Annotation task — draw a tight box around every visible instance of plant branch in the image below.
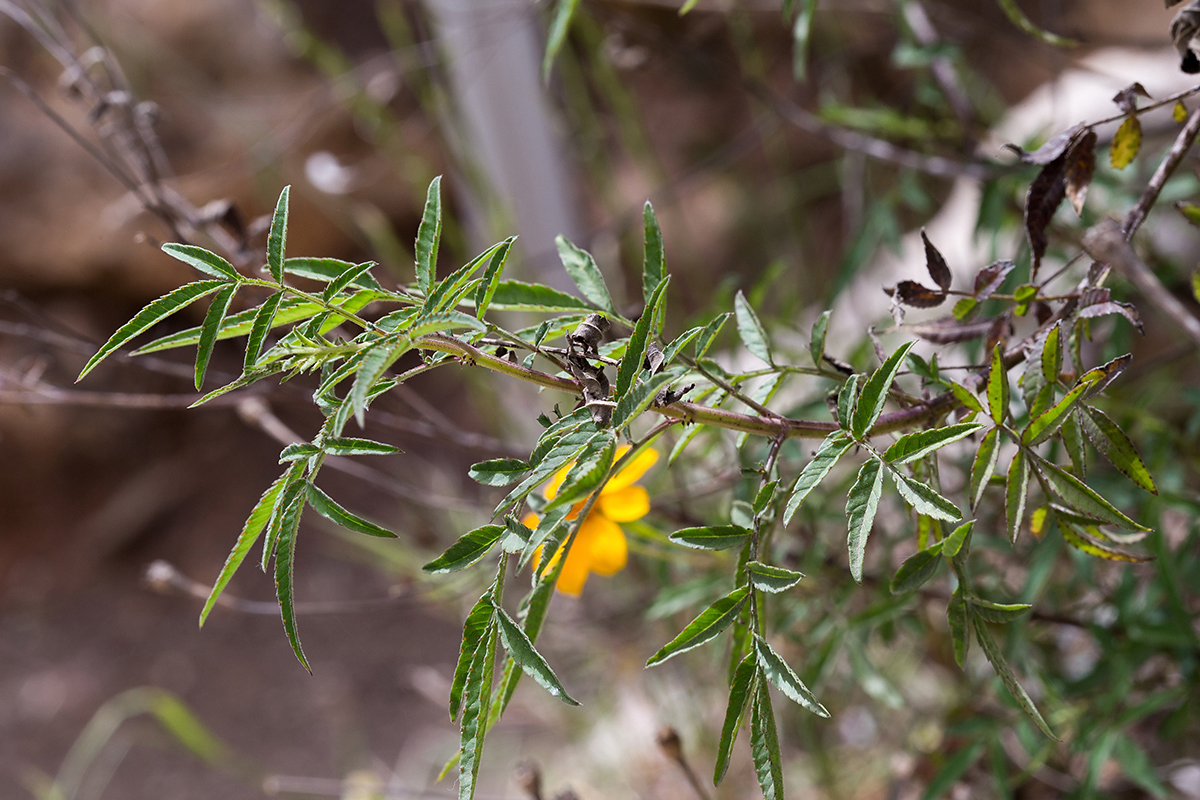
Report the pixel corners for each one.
[1122,106,1200,240]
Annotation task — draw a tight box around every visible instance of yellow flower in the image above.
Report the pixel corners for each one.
[524,446,658,596]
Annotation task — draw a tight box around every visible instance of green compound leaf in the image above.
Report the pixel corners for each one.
[556,235,615,315]
[809,309,831,367]
[273,488,310,672]
[267,186,290,283]
[544,431,617,510]
[1079,406,1157,494]
[669,525,753,551]
[423,525,506,573]
[194,283,238,389]
[474,237,515,319]
[646,585,751,666]
[200,468,293,627]
[968,597,1033,623]
[890,541,944,594]
[747,561,804,593]
[77,280,227,381]
[1035,457,1149,531]
[884,422,985,465]
[947,587,969,668]
[541,0,580,81]
[278,443,320,463]
[893,472,961,521]
[969,427,1001,510]
[986,343,1010,424]
[1006,449,1030,544]
[260,464,308,570]
[846,458,885,583]
[350,337,411,427]
[450,595,495,721]
[948,380,983,414]
[1058,518,1151,562]
[852,341,917,438]
[750,680,785,800]
[611,372,675,431]
[714,654,758,785]
[468,458,530,487]
[754,635,829,716]
[305,485,396,538]
[973,614,1057,739]
[782,432,854,526]
[244,291,284,371]
[162,243,241,282]
[734,290,773,365]
[616,277,670,399]
[415,176,442,297]
[642,201,666,304]
[495,607,579,705]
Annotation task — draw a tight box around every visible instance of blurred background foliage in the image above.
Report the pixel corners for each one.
[1,1,1198,799]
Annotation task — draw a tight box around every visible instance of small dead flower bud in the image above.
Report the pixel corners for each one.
[657,725,684,762]
[568,313,610,357]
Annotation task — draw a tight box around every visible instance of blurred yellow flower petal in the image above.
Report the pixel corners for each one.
[525,444,658,595]
[581,515,627,575]
[597,485,650,522]
[604,447,659,492]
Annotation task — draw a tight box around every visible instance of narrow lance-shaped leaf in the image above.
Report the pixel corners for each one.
[734,290,773,365]
[350,338,410,427]
[615,277,670,399]
[244,291,283,371]
[556,235,615,314]
[1035,457,1149,531]
[714,654,757,785]
[1065,130,1097,216]
[1041,325,1062,383]
[77,280,226,381]
[200,468,293,627]
[495,608,579,705]
[468,458,529,487]
[193,284,237,390]
[970,427,1001,510]
[323,261,377,302]
[942,520,974,559]
[750,681,785,800]
[846,458,885,582]
[488,280,595,312]
[884,422,985,465]
[890,541,944,594]
[1079,406,1157,494]
[457,623,497,800]
[267,186,290,283]
[809,309,831,367]
[947,587,969,668]
[791,0,818,81]
[893,472,961,521]
[837,374,859,430]
[670,525,753,551]
[473,237,514,319]
[694,312,730,359]
[968,597,1032,623]
[162,243,241,282]
[424,525,505,573]
[646,585,751,666]
[973,615,1057,739]
[322,437,400,456]
[747,561,804,593]
[987,343,1009,423]
[642,201,665,304]
[1059,519,1150,562]
[1110,116,1142,170]
[541,0,580,81]
[273,490,310,672]
[921,230,952,291]
[415,176,442,297]
[783,432,853,526]
[449,597,495,721]
[1023,380,1090,446]
[306,485,396,538]
[545,432,616,511]
[851,341,917,438]
[1006,449,1030,544]
[754,635,828,716]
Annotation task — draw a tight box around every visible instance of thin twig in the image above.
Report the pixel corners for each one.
[1123,106,1200,240]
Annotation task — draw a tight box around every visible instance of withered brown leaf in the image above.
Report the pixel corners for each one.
[1065,130,1097,216]
[1111,83,1150,115]
[1003,123,1086,165]
[1172,1,1200,73]
[921,230,952,291]
[886,280,946,308]
[907,316,995,344]
[973,260,1016,299]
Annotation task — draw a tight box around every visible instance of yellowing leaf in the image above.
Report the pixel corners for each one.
[1175,100,1189,123]
[1110,116,1142,170]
